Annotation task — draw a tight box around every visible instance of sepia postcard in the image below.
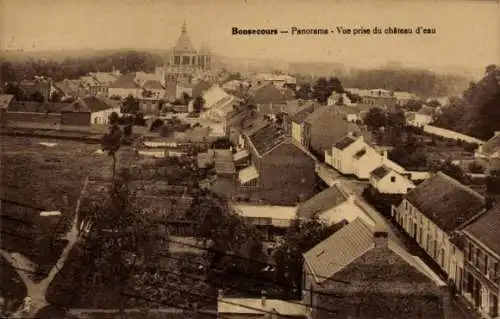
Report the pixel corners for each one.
[0,0,499,318]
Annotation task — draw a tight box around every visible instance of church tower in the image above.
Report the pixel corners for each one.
[163,21,211,86]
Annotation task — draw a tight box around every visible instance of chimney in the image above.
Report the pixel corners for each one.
[347,131,355,138]
[261,290,267,307]
[374,230,389,248]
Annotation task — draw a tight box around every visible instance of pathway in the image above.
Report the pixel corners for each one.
[1,177,89,318]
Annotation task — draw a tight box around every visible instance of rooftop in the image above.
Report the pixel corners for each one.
[62,96,114,113]
[463,204,500,256]
[405,172,485,233]
[304,218,445,288]
[334,135,357,151]
[479,133,500,156]
[108,74,140,89]
[370,165,391,181]
[297,183,350,219]
[218,297,306,317]
[248,123,287,157]
[143,80,165,90]
[172,21,197,53]
[0,94,14,109]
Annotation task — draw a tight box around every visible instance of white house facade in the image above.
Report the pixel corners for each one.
[370,165,416,194]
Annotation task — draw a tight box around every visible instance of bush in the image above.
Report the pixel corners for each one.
[469,162,485,174]
[150,119,164,132]
[463,142,479,153]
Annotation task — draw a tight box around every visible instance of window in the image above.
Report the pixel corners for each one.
[484,255,489,275]
[490,294,499,317]
[476,249,482,269]
[405,200,408,210]
[390,176,396,182]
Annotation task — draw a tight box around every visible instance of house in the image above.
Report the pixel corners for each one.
[391,172,486,285]
[324,133,365,175]
[460,203,500,318]
[240,123,317,205]
[302,106,362,157]
[362,95,398,113]
[406,106,435,127]
[61,96,120,126]
[249,83,292,107]
[327,92,353,106]
[252,73,297,89]
[393,91,417,106]
[303,218,449,319]
[107,74,142,99]
[296,181,376,227]
[234,204,297,254]
[335,104,373,123]
[18,79,53,102]
[0,94,14,126]
[370,165,415,194]
[217,290,307,319]
[475,132,500,173]
[53,79,88,100]
[291,103,317,145]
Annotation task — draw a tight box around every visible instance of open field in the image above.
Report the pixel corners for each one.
[0,136,113,280]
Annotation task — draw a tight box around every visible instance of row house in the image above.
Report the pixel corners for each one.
[461,204,500,318]
[391,172,486,290]
[301,106,363,158]
[239,123,317,206]
[291,103,317,145]
[303,218,449,319]
[325,133,407,180]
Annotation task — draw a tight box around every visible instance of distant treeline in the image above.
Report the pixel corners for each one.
[0,50,164,83]
[341,68,471,98]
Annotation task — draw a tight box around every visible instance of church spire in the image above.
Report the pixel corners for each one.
[181,21,187,34]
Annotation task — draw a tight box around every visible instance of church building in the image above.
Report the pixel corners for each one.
[163,21,212,85]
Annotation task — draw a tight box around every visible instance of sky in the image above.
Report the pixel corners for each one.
[1,0,499,72]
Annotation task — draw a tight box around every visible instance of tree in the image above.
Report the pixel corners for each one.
[273,216,347,297]
[193,96,205,114]
[158,99,166,111]
[468,162,485,174]
[150,119,164,132]
[182,92,191,105]
[30,91,45,103]
[109,112,120,125]
[4,82,25,101]
[124,124,133,137]
[134,112,146,126]
[312,77,330,104]
[326,77,344,95]
[186,190,266,283]
[122,95,140,114]
[429,160,469,184]
[427,100,441,108]
[101,124,123,183]
[364,107,386,130]
[76,172,166,314]
[406,99,423,112]
[485,64,498,74]
[296,83,312,100]
[50,91,62,103]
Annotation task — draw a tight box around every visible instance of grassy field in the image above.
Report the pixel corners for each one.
[0,136,113,281]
